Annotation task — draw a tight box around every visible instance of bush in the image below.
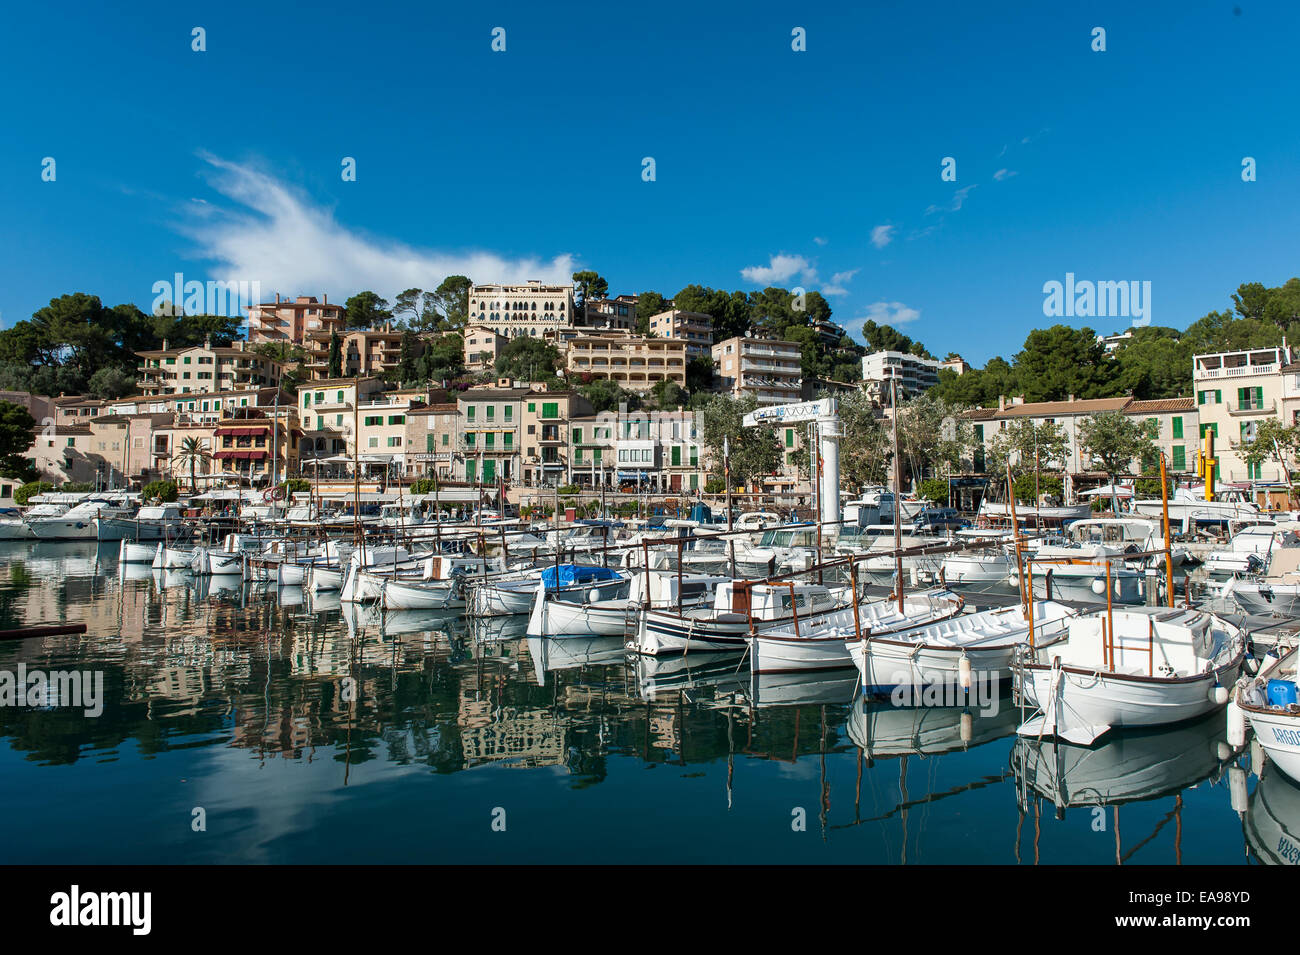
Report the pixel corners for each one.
[557,484,580,495]
[1011,473,1063,504]
[282,478,311,493]
[14,481,53,506]
[141,480,179,503]
[918,479,950,504]
[704,478,725,494]
[1134,473,1170,498]
[410,477,438,495]
[60,482,94,493]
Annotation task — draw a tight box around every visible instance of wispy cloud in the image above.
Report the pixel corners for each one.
[740,253,816,285]
[870,224,896,249]
[176,154,577,300]
[844,300,921,340]
[821,268,859,297]
[993,168,1017,182]
[813,236,828,246]
[925,185,977,216]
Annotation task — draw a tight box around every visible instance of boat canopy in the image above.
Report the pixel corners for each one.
[540,564,622,589]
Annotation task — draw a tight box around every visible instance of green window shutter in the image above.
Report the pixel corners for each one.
[542,402,558,419]
[504,432,512,448]
[1172,416,1182,439]
[672,446,681,466]
[485,433,495,448]
[528,403,536,413]
[1146,417,1157,435]
[690,448,698,467]
[426,434,434,452]
[483,460,495,482]
[486,406,495,420]
[467,407,475,420]
[593,449,602,464]
[785,429,794,448]
[974,424,984,440]
[1171,445,1185,470]
[1238,387,1247,406]
[1197,391,1205,406]
[504,406,513,421]
[466,460,476,481]
[1215,390,1222,404]
[337,391,344,403]
[304,394,311,407]
[441,434,449,446]
[573,428,582,444]
[1241,422,1251,441]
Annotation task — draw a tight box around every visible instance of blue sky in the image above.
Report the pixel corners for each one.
[2,0,1298,365]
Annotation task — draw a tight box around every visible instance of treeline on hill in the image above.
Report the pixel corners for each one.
[935,279,1300,407]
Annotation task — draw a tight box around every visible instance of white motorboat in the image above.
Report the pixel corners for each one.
[377,554,505,611]
[94,504,186,542]
[526,582,638,638]
[750,590,966,673]
[468,563,629,616]
[1204,522,1296,577]
[27,496,135,540]
[848,600,1075,695]
[1235,644,1300,784]
[1220,545,1300,615]
[1132,485,1261,527]
[1018,607,1245,744]
[0,504,61,539]
[977,500,1090,527]
[1025,544,1145,604]
[858,529,948,584]
[845,694,1021,759]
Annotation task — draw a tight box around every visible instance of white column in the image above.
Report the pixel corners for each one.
[818,415,841,527]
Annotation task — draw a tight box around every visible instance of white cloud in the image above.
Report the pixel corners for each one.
[993,168,1017,181]
[848,301,921,336]
[821,268,859,296]
[176,154,577,301]
[870,224,895,249]
[925,184,977,215]
[813,236,828,246]
[740,253,815,285]
[831,269,859,285]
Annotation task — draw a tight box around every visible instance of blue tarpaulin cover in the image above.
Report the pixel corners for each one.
[540,564,622,589]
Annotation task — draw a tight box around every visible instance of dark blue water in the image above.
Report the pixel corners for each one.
[0,542,1278,864]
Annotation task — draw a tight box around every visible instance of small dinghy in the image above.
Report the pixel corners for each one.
[1017,606,1245,745]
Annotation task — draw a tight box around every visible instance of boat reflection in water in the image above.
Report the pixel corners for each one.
[1245,764,1300,865]
[750,668,859,708]
[636,651,748,701]
[1011,712,1235,862]
[846,693,1020,760]
[528,636,626,686]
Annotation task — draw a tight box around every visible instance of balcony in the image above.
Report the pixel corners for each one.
[1228,400,1277,416]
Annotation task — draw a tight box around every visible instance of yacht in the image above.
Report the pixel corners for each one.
[27,495,135,540]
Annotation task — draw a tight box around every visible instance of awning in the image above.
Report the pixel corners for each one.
[214,450,268,460]
[216,426,269,436]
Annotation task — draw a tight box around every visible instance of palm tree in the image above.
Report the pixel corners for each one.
[175,436,211,493]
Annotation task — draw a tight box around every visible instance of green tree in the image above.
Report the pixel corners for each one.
[838,389,892,486]
[894,393,973,489]
[697,393,780,488]
[1078,411,1158,511]
[494,337,561,383]
[344,291,391,329]
[86,366,136,399]
[0,401,36,480]
[15,481,54,506]
[987,419,1071,479]
[1237,418,1299,503]
[571,271,609,309]
[327,331,343,378]
[1013,325,1107,402]
[635,291,668,335]
[174,436,211,493]
[141,479,179,502]
[430,275,471,330]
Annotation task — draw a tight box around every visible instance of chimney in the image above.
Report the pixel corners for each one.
[204,334,212,349]
[162,339,169,351]
[323,293,327,305]
[1068,394,1075,402]
[998,394,1005,412]
[275,293,280,304]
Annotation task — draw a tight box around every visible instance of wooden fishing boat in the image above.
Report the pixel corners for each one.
[1235,644,1300,784]
[1017,607,1245,745]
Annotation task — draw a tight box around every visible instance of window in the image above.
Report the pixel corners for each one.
[1238,386,1264,410]
[441,434,449,447]
[1200,422,1219,439]
[467,406,476,421]
[504,406,513,422]
[542,402,558,419]
[785,429,794,448]
[527,403,536,413]
[1171,416,1183,439]
[368,437,378,448]
[1250,461,1263,480]
[388,415,404,425]
[364,416,382,426]
[485,433,495,449]
[1241,421,1258,442]
[337,391,344,404]
[427,434,434,453]
[573,428,582,445]
[671,446,681,466]
[1172,445,1185,470]
[388,436,401,447]
[486,406,494,421]
[503,433,512,449]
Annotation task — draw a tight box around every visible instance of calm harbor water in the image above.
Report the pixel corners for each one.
[0,541,1284,865]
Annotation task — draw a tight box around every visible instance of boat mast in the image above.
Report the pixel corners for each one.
[1159,451,1174,607]
[891,377,903,613]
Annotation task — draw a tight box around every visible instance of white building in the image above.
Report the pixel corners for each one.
[861,350,942,401]
[468,282,575,340]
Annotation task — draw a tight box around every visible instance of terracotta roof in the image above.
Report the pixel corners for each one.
[1125,397,1196,414]
[996,397,1131,418]
[407,403,457,416]
[962,408,998,420]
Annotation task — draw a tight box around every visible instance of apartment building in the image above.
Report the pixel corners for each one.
[712,336,802,405]
[468,282,575,339]
[1124,398,1199,474]
[137,338,285,396]
[463,324,507,372]
[405,403,458,479]
[566,332,688,393]
[860,350,943,402]
[567,414,614,488]
[964,394,1199,476]
[811,318,847,348]
[52,395,104,425]
[456,386,529,485]
[580,296,638,332]
[355,390,426,476]
[520,390,594,486]
[647,309,713,358]
[212,408,299,485]
[1192,346,1293,483]
[304,325,410,380]
[104,386,291,428]
[247,294,345,346]
[297,378,390,477]
[609,408,707,493]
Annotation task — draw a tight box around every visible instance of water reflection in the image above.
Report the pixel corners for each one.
[0,542,1266,863]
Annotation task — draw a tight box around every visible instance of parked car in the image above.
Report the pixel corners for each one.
[913,507,970,532]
